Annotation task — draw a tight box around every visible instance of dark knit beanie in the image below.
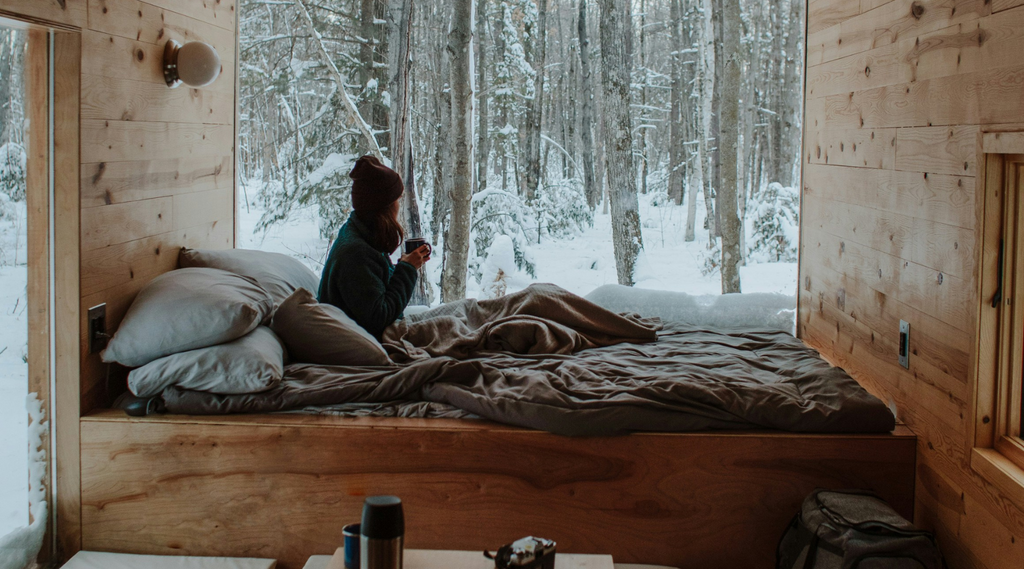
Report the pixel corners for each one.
[349,155,404,212]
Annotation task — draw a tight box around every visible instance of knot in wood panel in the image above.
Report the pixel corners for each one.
[911,2,925,19]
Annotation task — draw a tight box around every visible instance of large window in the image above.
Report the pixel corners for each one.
[973,139,1024,504]
[237,0,804,305]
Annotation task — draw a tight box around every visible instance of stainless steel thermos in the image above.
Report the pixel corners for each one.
[360,496,404,569]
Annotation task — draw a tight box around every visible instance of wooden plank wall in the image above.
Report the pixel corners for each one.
[78,0,237,413]
[800,0,1024,566]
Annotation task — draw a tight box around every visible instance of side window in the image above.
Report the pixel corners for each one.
[0,23,51,563]
[974,144,1024,485]
[992,154,1024,466]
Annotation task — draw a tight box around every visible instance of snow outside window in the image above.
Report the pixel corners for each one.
[236,0,802,306]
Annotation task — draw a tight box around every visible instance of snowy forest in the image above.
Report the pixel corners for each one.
[240,0,805,304]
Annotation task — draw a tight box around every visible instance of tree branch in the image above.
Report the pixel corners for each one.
[294,0,383,160]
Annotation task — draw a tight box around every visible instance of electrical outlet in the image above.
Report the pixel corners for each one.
[88,304,108,354]
[898,320,910,369]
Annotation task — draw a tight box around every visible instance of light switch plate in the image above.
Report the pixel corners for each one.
[898,320,910,369]
[88,303,107,354]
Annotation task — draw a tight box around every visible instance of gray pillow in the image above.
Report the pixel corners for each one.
[271,288,391,366]
[128,326,286,398]
[101,268,274,367]
[179,247,321,305]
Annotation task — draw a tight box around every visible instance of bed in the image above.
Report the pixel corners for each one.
[77,251,916,568]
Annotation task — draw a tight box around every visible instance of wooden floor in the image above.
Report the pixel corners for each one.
[80,411,917,569]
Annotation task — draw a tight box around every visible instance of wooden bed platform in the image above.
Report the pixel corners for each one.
[80,411,916,569]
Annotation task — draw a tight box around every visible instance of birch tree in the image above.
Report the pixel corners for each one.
[717,0,742,293]
[577,0,599,210]
[476,0,490,191]
[599,0,643,286]
[440,0,475,302]
[668,0,684,207]
[522,0,548,201]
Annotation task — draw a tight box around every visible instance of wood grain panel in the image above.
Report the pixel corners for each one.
[80,197,173,252]
[0,0,86,28]
[811,0,989,66]
[142,0,236,31]
[803,226,974,335]
[802,196,974,279]
[803,163,975,229]
[80,220,231,297]
[806,43,910,99]
[79,415,916,569]
[88,0,235,58]
[808,0,861,35]
[861,0,895,12]
[992,0,1024,12]
[172,187,234,231]
[811,63,1024,131]
[80,120,234,164]
[805,127,897,169]
[806,7,1024,102]
[81,74,234,124]
[81,154,232,208]
[896,125,979,176]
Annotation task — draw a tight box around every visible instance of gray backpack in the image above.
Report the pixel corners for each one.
[777,490,942,569]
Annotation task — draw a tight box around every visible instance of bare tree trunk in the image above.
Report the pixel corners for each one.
[359,0,376,127]
[431,87,451,247]
[387,0,433,305]
[599,0,642,286]
[668,0,684,207]
[710,0,724,240]
[699,0,716,241]
[638,0,648,197]
[476,0,490,191]
[523,0,548,202]
[294,0,384,159]
[718,0,742,294]
[577,0,599,211]
[441,0,474,302]
[777,0,803,188]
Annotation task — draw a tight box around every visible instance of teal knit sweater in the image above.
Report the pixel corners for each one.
[318,213,418,338]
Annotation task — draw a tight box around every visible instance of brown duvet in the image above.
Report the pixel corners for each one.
[161,284,895,436]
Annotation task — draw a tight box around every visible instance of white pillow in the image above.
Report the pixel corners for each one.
[271,288,391,366]
[179,247,321,305]
[128,326,286,398]
[101,268,274,367]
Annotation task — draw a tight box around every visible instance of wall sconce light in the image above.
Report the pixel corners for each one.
[163,40,221,88]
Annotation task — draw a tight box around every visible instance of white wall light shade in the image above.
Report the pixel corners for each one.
[163,40,221,88]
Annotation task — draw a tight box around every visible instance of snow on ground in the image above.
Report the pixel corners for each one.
[239,179,797,303]
[0,201,29,539]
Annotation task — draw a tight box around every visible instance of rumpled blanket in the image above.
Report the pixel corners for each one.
[161,284,895,436]
[382,283,662,361]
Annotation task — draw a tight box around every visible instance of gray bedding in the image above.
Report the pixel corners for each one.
[161,285,895,436]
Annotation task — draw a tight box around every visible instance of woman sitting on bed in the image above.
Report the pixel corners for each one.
[318,155,431,338]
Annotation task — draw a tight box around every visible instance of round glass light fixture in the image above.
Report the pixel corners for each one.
[163,40,221,88]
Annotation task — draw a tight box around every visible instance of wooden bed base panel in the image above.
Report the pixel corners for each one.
[80,412,916,569]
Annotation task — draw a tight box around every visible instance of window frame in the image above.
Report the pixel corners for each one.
[972,134,1024,508]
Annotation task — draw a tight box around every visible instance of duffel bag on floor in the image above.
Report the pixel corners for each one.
[777,489,941,569]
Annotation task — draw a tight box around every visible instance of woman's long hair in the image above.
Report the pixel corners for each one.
[359,199,404,253]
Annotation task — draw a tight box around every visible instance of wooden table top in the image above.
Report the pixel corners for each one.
[326,547,614,569]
